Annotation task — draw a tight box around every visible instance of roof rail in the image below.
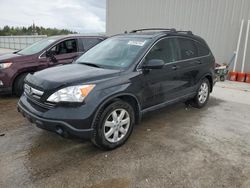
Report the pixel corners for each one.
[175,30,193,35]
[130,28,177,33]
[129,28,193,35]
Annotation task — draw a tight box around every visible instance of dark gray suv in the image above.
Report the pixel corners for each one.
[18,28,216,150]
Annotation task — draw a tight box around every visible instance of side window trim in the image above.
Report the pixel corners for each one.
[136,36,211,71]
[176,36,211,60]
[143,37,179,65]
[52,39,78,55]
[137,37,177,70]
[39,38,78,58]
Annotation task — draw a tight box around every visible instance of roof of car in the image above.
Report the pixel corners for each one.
[47,34,107,40]
[113,28,206,44]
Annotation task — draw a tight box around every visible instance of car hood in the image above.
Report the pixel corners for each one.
[0,52,21,62]
[26,64,121,90]
[0,52,34,63]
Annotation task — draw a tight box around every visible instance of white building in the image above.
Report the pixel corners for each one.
[106,0,250,72]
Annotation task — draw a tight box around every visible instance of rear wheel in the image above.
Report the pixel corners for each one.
[189,78,210,108]
[13,73,28,97]
[91,100,135,150]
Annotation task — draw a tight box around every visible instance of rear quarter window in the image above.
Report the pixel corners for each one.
[196,42,210,56]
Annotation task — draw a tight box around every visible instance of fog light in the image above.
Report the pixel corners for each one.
[0,80,3,86]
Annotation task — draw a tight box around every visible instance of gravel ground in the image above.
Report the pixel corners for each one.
[0,81,250,188]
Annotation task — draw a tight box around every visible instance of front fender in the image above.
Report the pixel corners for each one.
[88,83,142,128]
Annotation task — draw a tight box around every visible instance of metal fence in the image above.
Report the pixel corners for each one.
[0,35,47,50]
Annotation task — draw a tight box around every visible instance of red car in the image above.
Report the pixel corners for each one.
[0,35,106,96]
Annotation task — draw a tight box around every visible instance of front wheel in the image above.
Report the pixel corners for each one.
[91,100,135,150]
[13,73,28,97]
[190,78,210,108]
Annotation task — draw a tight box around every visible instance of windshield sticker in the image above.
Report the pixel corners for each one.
[128,40,146,46]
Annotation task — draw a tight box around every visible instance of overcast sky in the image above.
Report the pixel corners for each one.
[0,0,106,33]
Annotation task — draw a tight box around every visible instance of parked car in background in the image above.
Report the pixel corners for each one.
[0,35,106,96]
[18,28,216,150]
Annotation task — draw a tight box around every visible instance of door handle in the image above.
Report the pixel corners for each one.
[172,65,179,70]
[195,60,202,65]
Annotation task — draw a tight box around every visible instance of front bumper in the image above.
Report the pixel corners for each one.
[17,94,94,139]
[0,71,12,94]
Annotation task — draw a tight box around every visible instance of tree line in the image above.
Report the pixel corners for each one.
[0,25,78,36]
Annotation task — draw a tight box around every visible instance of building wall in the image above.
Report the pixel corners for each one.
[0,35,47,50]
[107,0,250,72]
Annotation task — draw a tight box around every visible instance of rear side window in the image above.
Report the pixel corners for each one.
[81,38,102,51]
[178,38,198,60]
[196,42,210,56]
[145,38,178,64]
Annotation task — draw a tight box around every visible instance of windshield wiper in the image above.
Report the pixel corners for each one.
[13,50,21,54]
[78,62,101,68]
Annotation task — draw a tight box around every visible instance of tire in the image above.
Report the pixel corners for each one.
[220,76,225,81]
[190,78,210,108]
[13,73,28,97]
[91,100,135,150]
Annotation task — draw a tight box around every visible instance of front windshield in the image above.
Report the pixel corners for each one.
[76,37,150,69]
[18,38,57,55]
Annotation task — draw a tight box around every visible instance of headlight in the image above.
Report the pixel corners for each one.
[0,62,12,69]
[47,84,95,103]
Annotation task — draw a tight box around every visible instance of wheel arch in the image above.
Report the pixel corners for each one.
[12,71,32,93]
[91,93,142,128]
[199,73,213,92]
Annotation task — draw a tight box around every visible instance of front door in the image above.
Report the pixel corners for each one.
[48,39,79,67]
[140,37,183,109]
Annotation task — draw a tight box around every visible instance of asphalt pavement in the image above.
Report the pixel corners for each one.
[0,81,250,188]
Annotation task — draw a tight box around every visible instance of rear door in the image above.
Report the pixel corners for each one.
[176,37,211,94]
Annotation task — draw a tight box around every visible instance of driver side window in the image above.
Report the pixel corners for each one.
[50,39,77,55]
[145,38,178,64]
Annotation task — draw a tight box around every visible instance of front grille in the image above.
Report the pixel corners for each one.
[24,84,44,99]
[26,94,55,109]
[24,84,55,109]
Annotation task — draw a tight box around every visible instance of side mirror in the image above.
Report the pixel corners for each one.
[142,59,164,69]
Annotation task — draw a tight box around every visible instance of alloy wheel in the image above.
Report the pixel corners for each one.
[103,109,130,143]
[198,82,209,104]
